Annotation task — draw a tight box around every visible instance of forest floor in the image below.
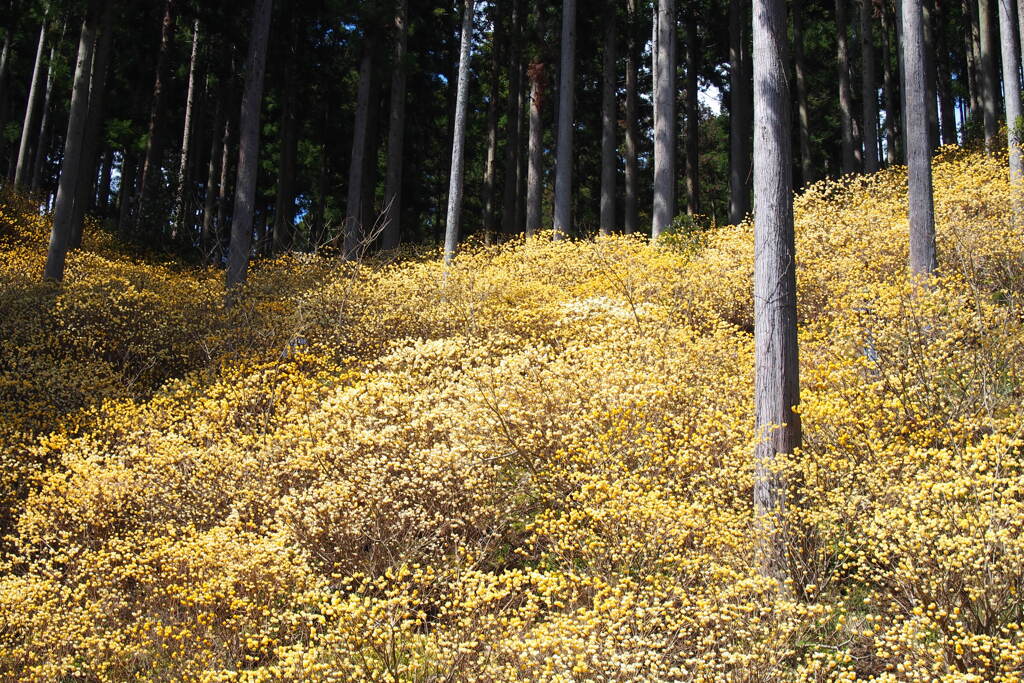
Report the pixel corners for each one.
[1,148,1023,681]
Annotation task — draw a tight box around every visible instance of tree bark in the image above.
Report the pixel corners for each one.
[902,0,938,274]
[998,0,1023,179]
[525,61,544,236]
[214,114,234,253]
[501,0,523,236]
[921,0,939,150]
[443,0,475,263]
[861,0,879,172]
[201,94,224,252]
[729,0,751,223]
[837,0,857,174]
[553,0,575,239]
[225,0,273,289]
[97,147,113,211]
[135,0,176,231]
[15,17,47,188]
[44,2,99,281]
[382,0,409,250]
[793,0,813,184]
[624,0,639,233]
[882,20,899,164]
[967,0,982,117]
[344,45,373,259]
[685,11,699,215]
[752,0,800,579]
[273,66,298,253]
[30,43,58,193]
[652,0,675,237]
[935,3,957,145]
[978,0,1000,148]
[173,19,201,239]
[600,4,616,234]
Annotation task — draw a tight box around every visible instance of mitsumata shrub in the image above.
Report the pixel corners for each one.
[0,150,1022,681]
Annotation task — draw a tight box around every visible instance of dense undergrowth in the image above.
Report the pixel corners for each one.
[0,147,1023,681]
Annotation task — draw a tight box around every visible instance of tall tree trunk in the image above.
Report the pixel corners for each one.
[501,0,523,236]
[481,33,500,244]
[978,0,1000,147]
[0,30,9,125]
[443,0,475,263]
[599,4,616,234]
[273,71,298,253]
[553,0,575,239]
[903,0,938,274]
[922,0,939,150]
[44,2,99,281]
[623,0,639,233]
[225,0,273,289]
[652,0,675,237]
[70,0,114,248]
[525,61,544,236]
[516,68,528,231]
[97,148,112,210]
[344,45,373,259]
[685,11,699,215]
[173,19,201,239]
[728,0,751,223]
[837,0,857,173]
[998,0,1023,179]
[382,0,409,250]
[793,0,813,184]
[30,43,58,192]
[201,94,224,252]
[117,152,138,237]
[935,11,956,145]
[15,17,48,188]
[752,0,800,579]
[967,0,983,117]
[135,0,175,232]
[882,20,899,164]
[861,0,879,172]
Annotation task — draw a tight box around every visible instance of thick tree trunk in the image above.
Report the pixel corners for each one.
[729,0,751,223]
[624,0,639,233]
[225,0,272,289]
[30,43,58,192]
[652,0,675,237]
[443,0,475,263]
[382,0,409,250]
[501,0,523,236]
[600,6,616,234]
[882,22,899,164]
[44,3,99,281]
[752,0,800,579]
[344,47,373,259]
[15,18,48,188]
[553,0,575,239]
[70,0,114,248]
[135,0,176,231]
[793,0,813,184]
[837,0,857,174]
[978,0,1000,148]
[173,19,201,239]
[861,0,879,172]
[685,12,699,215]
[998,0,1023,179]
[525,61,544,236]
[902,0,938,274]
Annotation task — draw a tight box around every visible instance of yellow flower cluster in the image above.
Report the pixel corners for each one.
[0,149,1022,681]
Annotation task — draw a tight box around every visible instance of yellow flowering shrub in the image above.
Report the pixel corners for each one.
[1,150,1023,681]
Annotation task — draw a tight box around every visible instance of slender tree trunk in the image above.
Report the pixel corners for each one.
[553,0,575,239]
[935,2,956,145]
[752,0,800,579]
[273,72,298,253]
[481,36,500,243]
[903,0,938,274]
[30,43,58,192]
[793,0,813,184]
[173,19,201,239]
[861,0,879,172]
[600,5,616,234]
[201,95,224,251]
[117,152,137,236]
[15,18,48,188]
[501,0,523,236]
[922,0,939,150]
[837,0,857,173]
[978,0,1000,147]
[515,69,527,231]
[525,61,544,236]
[623,0,639,233]
[135,0,176,232]
[652,0,675,237]
[70,0,114,248]
[0,30,9,122]
[729,0,751,223]
[883,22,899,164]
[215,110,234,250]
[44,2,99,281]
[344,47,373,259]
[968,0,983,117]
[685,12,699,214]
[443,0,475,263]
[382,0,409,250]
[97,148,112,210]
[998,0,1023,179]
[225,0,272,289]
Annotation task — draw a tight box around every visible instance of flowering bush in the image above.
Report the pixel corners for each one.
[0,150,1022,681]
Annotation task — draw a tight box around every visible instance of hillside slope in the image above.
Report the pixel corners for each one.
[1,149,1022,681]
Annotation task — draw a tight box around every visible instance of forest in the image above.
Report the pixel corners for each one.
[0,0,1023,679]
